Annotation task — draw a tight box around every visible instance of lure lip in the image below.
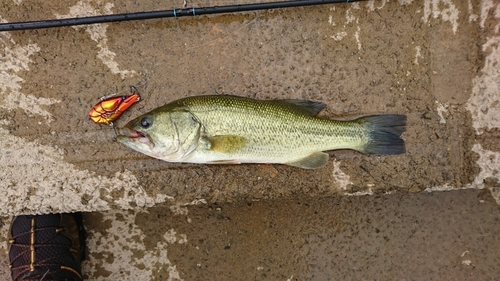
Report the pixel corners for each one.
[115,93,141,115]
[123,93,140,103]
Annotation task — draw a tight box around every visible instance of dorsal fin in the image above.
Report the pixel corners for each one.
[268,99,326,116]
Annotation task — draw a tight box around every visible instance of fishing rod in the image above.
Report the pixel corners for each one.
[0,0,363,32]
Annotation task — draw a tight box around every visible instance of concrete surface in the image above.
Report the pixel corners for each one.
[0,0,499,280]
[2,189,500,280]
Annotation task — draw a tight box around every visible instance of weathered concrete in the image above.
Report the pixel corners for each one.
[0,0,498,215]
[0,0,499,279]
[1,189,499,280]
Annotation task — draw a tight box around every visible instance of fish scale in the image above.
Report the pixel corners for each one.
[185,97,365,154]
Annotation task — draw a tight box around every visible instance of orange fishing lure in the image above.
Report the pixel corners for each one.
[89,89,140,125]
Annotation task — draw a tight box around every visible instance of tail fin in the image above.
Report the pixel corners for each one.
[362,114,406,155]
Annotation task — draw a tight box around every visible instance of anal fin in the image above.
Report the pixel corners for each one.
[285,152,329,169]
[207,159,241,164]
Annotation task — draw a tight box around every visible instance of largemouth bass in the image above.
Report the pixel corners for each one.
[116,95,406,169]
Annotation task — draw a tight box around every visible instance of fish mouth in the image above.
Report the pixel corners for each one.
[116,126,155,149]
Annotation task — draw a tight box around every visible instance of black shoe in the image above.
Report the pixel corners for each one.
[8,213,87,281]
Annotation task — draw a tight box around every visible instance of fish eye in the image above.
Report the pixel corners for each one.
[140,116,153,129]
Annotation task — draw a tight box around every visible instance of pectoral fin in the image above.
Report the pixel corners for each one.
[286,152,329,169]
[205,135,247,154]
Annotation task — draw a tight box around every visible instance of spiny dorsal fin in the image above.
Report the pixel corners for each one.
[285,152,329,169]
[269,99,326,116]
[205,135,247,154]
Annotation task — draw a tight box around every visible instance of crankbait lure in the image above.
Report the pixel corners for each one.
[89,87,140,126]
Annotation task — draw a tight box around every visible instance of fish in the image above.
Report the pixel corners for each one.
[116,95,406,169]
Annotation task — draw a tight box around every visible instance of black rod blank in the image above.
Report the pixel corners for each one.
[0,0,362,31]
